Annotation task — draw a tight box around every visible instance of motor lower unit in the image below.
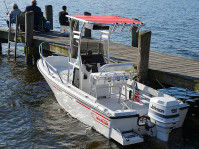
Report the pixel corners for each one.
[148,97,180,141]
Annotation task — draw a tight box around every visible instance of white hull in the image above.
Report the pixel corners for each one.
[37,58,144,145]
[37,14,189,145]
[37,56,188,145]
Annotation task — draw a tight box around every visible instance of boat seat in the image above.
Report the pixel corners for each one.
[99,63,134,72]
[89,71,131,85]
[88,63,135,98]
[89,63,135,85]
[89,71,130,98]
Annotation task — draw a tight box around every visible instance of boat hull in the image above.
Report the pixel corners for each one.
[37,57,188,145]
[37,59,143,145]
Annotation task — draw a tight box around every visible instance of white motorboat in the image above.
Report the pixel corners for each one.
[37,15,189,145]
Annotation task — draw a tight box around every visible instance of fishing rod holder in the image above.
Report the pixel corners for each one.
[120,23,126,32]
[129,24,135,32]
[112,23,118,32]
[136,23,143,32]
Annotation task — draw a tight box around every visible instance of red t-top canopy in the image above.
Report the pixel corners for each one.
[68,15,142,25]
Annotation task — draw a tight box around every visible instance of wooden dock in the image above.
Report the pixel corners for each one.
[0,29,199,93]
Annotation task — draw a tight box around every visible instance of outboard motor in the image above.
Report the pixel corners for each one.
[148,97,180,141]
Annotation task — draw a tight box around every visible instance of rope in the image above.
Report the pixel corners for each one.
[155,78,175,97]
[155,78,167,90]
[155,78,187,102]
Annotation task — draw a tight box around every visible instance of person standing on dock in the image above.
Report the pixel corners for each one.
[6,3,21,27]
[59,6,69,36]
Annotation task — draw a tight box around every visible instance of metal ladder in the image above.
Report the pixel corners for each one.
[7,15,19,59]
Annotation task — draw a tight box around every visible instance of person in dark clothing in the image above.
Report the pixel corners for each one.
[25,0,43,30]
[59,6,69,26]
[25,0,41,14]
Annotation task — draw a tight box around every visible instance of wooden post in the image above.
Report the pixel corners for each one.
[137,30,151,83]
[131,26,139,47]
[70,20,79,58]
[45,5,53,30]
[84,12,91,38]
[25,11,34,65]
[33,47,40,65]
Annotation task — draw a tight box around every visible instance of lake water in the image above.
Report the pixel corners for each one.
[0,0,199,148]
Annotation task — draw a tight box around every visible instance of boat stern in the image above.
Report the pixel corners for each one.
[110,128,143,145]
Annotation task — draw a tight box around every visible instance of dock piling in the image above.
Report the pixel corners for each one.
[137,30,151,83]
[84,12,91,38]
[45,5,53,30]
[25,11,34,65]
[131,26,139,47]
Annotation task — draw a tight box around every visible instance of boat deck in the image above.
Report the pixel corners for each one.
[97,96,148,116]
